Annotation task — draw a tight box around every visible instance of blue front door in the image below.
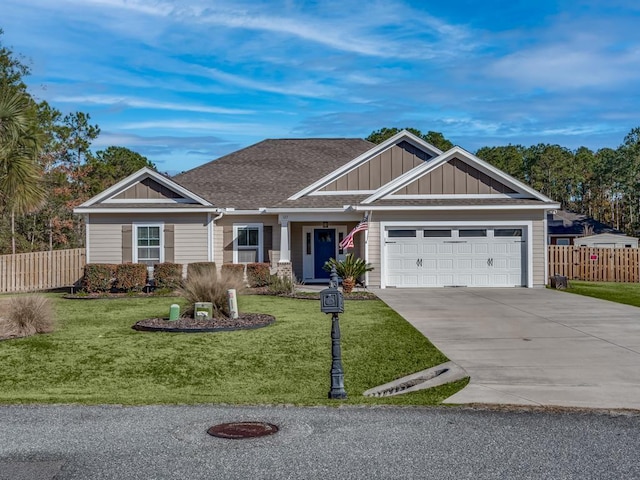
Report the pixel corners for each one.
[314,229,336,279]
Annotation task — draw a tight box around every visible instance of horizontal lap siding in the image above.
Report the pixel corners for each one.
[532,219,545,286]
[367,220,381,287]
[217,215,280,266]
[88,213,209,265]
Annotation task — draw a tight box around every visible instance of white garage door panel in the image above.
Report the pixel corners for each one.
[385,227,525,288]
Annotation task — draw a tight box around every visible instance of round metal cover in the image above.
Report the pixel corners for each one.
[207,421,279,439]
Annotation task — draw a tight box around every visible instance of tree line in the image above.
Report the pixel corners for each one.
[0,31,154,254]
[367,127,640,236]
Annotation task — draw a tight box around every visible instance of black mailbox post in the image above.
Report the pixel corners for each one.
[320,267,347,399]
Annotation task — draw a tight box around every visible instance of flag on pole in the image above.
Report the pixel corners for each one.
[339,215,368,250]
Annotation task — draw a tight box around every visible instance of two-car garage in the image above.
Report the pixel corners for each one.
[383,225,528,288]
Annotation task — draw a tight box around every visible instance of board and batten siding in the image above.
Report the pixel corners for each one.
[87,213,209,265]
[368,210,547,288]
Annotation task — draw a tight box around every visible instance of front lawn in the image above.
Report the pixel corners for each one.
[0,294,466,405]
[563,280,640,308]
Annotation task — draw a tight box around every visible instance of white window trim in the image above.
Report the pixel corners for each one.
[233,223,263,264]
[133,222,165,265]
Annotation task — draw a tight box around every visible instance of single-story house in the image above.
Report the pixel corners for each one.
[74,130,560,288]
[547,210,621,245]
[575,233,639,249]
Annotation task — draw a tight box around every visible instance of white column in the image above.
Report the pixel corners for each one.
[278,215,290,263]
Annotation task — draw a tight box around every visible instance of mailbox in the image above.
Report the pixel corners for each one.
[320,285,344,314]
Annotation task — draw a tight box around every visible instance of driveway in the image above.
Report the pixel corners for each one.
[373,288,640,409]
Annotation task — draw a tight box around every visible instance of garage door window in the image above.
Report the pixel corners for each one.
[388,230,416,238]
[495,229,522,237]
[459,229,487,237]
[423,230,452,238]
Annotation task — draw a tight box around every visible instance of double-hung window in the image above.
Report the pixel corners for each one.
[135,224,163,265]
[233,224,263,263]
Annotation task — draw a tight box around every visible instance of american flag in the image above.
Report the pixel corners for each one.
[339,215,369,250]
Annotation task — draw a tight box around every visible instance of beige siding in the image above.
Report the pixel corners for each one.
[113,178,183,200]
[87,213,209,265]
[320,142,430,191]
[395,158,517,195]
[532,218,545,286]
[367,219,381,287]
[216,215,280,267]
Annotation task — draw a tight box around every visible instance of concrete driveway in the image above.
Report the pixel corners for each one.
[373,288,640,409]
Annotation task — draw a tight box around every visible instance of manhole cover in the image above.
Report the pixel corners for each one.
[207,422,279,439]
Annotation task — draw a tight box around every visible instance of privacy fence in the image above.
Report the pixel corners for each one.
[548,245,640,283]
[0,248,86,293]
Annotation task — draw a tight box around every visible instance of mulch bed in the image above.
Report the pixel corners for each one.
[132,313,275,333]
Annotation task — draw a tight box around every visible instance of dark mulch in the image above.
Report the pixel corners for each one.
[132,313,275,333]
[247,287,377,301]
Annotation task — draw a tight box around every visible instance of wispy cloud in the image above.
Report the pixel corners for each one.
[53,95,252,114]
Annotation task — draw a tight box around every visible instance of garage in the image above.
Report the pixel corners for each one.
[384,226,527,287]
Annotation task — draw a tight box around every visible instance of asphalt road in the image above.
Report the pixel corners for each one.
[0,404,639,479]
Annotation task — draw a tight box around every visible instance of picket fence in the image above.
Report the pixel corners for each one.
[548,245,640,283]
[0,248,86,293]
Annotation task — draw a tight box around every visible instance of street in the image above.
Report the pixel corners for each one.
[0,404,638,479]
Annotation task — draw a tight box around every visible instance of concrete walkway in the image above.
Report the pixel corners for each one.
[373,288,640,409]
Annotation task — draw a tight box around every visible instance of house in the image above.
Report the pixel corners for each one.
[74,130,560,288]
[547,210,622,245]
[575,233,639,249]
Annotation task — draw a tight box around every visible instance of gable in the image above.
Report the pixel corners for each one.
[392,157,517,195]
[112,178,186,201]
[318,141,434,192]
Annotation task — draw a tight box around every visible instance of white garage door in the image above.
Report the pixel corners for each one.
[385,227,526,287]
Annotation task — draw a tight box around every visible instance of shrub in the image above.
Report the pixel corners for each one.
[267,274,296,295]
[178,270,246,318]
[221,263,244,282]
[153,262,183,290]
[0,295,55,339]
[246,263,271,287]
[323,254,373,293]
[83,264,116,293]
[187,262,217,280]
[115,263,148,292]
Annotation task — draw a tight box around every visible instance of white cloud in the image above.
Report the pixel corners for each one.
[53,95,252,115]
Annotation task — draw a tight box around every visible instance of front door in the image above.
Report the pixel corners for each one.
[314,229,336,279]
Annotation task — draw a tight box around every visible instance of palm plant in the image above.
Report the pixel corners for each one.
[0,87,44,253]
[323,253,374,293]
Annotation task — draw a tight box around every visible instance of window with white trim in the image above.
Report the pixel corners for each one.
[135,224,163,265]
[233,224,263,263]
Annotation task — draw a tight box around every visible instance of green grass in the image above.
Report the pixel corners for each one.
[0,294,467,405]
[563,280,640,308]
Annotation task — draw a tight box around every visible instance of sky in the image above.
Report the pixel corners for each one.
[2,0,640,174]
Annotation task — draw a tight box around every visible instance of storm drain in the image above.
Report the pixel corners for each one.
[370,369,449,397]
[207,422,279,439]
[363,361,468,397]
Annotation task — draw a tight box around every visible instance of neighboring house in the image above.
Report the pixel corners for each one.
[575,233,639,249]
[547,210,621,245]
[74,130,560,288]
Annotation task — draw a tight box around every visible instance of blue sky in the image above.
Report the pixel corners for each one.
[3,0,640,174]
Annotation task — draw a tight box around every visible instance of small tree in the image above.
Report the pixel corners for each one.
[323,254,373,293]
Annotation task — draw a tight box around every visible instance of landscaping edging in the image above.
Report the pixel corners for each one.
[132,313,275,333]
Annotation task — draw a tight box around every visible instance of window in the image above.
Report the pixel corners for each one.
[494,229,522,237]
[459,229,487,237]
[136,225,162,265]
[423,230,452,238]
[388,229,416,238]
[556,238,570,246]
[234,224,263,263]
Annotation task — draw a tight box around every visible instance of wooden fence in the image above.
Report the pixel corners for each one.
[0,248,86,293]
[548,245,640,282]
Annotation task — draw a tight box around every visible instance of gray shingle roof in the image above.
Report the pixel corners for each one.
[174,138,374,209]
